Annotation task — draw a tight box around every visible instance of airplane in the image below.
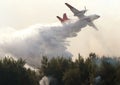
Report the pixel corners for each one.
[65,3,100,30]
[56,13,69,23]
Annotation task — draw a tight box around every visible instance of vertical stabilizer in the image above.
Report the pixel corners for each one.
[63,13,69,20]
[56,13,69,23]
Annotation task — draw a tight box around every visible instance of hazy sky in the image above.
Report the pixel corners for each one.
[0,0,120,58]
[0,0,119,28]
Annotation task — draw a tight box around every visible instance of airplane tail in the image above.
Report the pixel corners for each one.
[63,13,69,20]
[56,13,69,23]
[56,16,64,22]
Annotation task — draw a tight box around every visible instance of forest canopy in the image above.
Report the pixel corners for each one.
[1,53,120,85]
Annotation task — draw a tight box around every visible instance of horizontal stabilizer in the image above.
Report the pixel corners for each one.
[56,16,64,22]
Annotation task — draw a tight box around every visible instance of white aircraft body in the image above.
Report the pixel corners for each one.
[65,3,100,30]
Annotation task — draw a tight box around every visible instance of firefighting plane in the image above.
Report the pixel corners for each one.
[64,3,100,30]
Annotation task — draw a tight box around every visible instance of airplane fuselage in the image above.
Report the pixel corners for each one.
[81,14,100,22]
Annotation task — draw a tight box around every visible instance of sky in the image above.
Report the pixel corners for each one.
[0,0,120,60]
[0,0,119,28]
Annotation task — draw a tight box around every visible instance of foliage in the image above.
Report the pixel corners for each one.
[1,53,120,85]
[40,56,72,85]
[0,57,39,85]
[40,53,120,85]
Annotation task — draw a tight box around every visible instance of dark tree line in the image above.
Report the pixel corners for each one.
[0,57,39,85]
[40,53,120,85]
[1,53,120,85]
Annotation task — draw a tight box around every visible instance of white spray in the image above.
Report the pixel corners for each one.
[0,20,87,67]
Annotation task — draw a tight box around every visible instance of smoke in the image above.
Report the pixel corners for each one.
[69,17,120,58]
[40,76,57,85]
[40,76,49,85]
[0,20,87,67]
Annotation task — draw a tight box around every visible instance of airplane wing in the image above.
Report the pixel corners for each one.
[87,22,98,30]
[65,3,85,19]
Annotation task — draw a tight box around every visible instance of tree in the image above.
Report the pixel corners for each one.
[39,54,120,85]
[75,54,90,85]
[0,57,39,85]
[99,58,116,85]
[63,68,81,85]
[40,56,72,85]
